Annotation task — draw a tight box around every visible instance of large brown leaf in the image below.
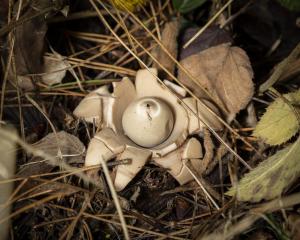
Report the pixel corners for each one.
[178,43,254,117]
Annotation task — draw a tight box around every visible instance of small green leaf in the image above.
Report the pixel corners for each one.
[276,0,300,11]
[172,0,207,13]
[226,136,300,202]
[253,89,300,145]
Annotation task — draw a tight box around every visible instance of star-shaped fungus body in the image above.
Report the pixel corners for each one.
[74,68,222,191]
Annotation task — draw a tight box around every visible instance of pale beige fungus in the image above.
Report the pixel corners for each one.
[73,68,223,191]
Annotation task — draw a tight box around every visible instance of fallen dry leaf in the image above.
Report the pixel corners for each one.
[17,75,35,90]
[13,4,47,77]
[153,20,179,77]
[178,43,254,118]
[18,131,85,177]
[41,54,67,85]
[17,53,68,90]
[226,135,300,202]
[13,8,46,90]
[9,1,69,90]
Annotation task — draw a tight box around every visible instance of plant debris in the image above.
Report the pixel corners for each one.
[178,42,254,118]
[1,0,300,239]
[253,89,300,145]
[227,135,300,202]
[18,131,85,177]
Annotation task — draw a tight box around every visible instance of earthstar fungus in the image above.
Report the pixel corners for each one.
[74,68,222,191]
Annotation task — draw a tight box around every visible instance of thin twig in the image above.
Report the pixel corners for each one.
[99,156,130,240]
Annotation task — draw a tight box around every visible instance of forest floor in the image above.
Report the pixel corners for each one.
[1,0,300,239]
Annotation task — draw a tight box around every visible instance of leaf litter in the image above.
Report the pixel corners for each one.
[18,131,85,177]
[227,135,300,202]
[178,42,254,119]
[1,0,300,239]
[253,89,300,145]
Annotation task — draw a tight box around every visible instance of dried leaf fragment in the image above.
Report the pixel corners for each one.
[227,136,300,202]
[253,89,300,145]
[41,54,67,85]
[178,43,254,117]
[17,52,68,90]
[153,20,179,78]
[18,131,85,177]
[14,8,47,76]
[11,4,47,90]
